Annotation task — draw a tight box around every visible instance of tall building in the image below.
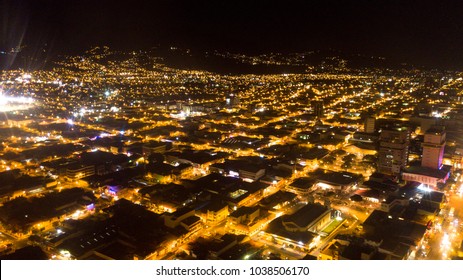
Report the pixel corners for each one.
[364,116,376,133]
[422,126,445,169]
[378,126,410,176]
[402,126,450,189]
[312,100,324,118]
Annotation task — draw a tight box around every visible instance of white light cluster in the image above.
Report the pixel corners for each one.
[0,91,35,112]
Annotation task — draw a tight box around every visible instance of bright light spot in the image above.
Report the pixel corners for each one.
[309,235,321,249]
[60,250,71,258]
[67,119,74,125]
[432,111,442,118]
[0,91,35,112]
[316,182,331,190]
[418,184,432,192]
[72,210,81,219]
[229,170,239,178]
[441,233,450,248]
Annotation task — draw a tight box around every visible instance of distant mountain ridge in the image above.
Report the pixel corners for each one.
[0,45,436,74]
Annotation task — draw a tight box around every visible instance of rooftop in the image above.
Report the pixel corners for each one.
[403,165,451,179]
[229,206,260,218]
[265,217,316,244]
[283,203,329,229]
[317,170,362,186]
[425,126,445,135]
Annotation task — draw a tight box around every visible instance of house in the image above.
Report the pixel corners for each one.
[197,200,229,225]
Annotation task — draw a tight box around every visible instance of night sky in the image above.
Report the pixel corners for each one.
[1,0,463,69]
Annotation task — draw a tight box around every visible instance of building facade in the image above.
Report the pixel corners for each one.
[421,127,445,169]
[378,127,410,176]
[312,100,324,118]
[364,116,376,134]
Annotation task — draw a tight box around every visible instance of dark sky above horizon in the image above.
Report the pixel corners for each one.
[1,0,463,69]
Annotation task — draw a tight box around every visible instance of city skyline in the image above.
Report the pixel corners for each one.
[0,47,462,260]
[0,0,463,262]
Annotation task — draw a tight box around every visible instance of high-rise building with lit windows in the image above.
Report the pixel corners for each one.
[422,126,446,169]
[312,100,324,118]
[364,116,376,133]
[378,126,410,176]
[402,126,450,188]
